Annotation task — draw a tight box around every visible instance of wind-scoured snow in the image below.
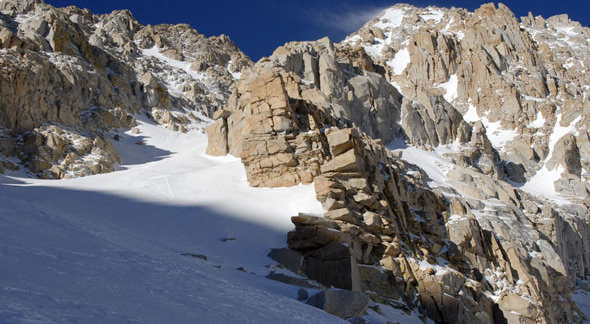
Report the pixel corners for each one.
[141,46,206,83]
[555,26,578,37]
[419,9,445,24]
[387,138,454,188]
[374,8,405,29]
[440,17,457,36]
[521,94,547,103]
[0,118,353,324]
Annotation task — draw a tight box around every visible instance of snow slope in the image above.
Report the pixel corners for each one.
[0,118,349,324]
[573,290,590,324]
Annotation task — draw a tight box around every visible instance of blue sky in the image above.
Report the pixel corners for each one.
[45,0,587,61]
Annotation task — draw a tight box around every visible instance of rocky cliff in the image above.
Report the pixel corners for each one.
[0,0,251,178]
[206,3,590,324]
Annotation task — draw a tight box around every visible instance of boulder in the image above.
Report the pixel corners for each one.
[268,248,305,275]
[321,148,361,173]
[301,242,358,290]
[498,293,538,323]
[306,289,369,319]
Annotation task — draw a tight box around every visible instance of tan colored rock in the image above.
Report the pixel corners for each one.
[325,128,356,156]
[320,148,360,173]
[205,119,228,156]
[325,208,356,223]
[362,211,381,229]
[498,293,538,322]
[213,109,231,120]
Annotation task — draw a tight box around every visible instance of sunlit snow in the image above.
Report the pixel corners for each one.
[374,8,405,29]
[387,48,410,75]
[521,165,568,204]
[439,74,458,103]
[528,111,546,128]
[480,118,518,150]
[0,118,345,324]
[387,138,454,188]
[419,9,445,24]
[141,46,206,82]
[545,114,581,162]
[463,103,479,123]
[519,113,581,204]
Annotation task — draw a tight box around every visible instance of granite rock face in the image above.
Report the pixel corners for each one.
[0,0,251,178]
[208,60,586,324]
[345,2,590,203]
[207,3,590,323]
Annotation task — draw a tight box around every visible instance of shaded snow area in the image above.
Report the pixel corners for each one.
[0,118,352,324]
[573,290,590,323]
[0,118,427,324]
[365,305,427,324]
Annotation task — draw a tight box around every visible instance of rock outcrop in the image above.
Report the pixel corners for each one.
[306,289,370,319]
[0,0,251,178]
[207,3,590,323]
[208,61,585,323]
[345,3,590,202]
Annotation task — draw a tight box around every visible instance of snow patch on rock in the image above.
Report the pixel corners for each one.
[439,74,458,103]
[374,8,406,29]
[387,48,410,75]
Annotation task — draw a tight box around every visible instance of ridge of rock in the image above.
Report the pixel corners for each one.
[207,2,590,324]
[0,0,252,178]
